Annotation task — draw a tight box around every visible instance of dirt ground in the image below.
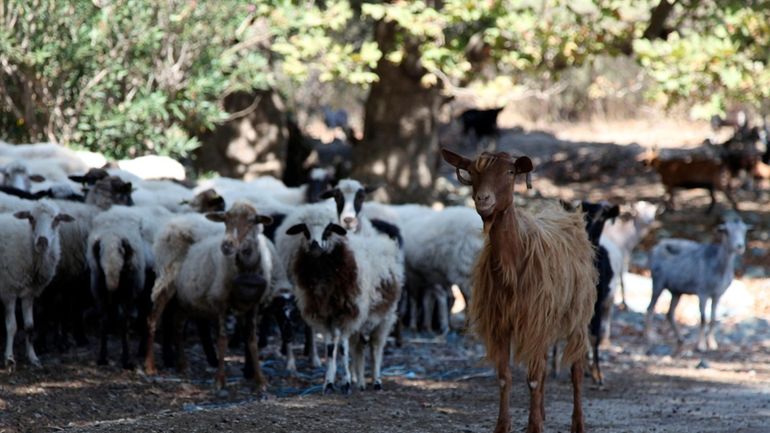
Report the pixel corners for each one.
[2,121,770,433]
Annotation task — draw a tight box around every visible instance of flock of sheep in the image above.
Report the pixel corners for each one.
[0,135,753,432]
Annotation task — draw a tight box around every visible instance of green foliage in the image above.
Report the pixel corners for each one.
[635,3,770,118]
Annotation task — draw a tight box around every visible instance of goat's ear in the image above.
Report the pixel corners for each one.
[607,205,620,220]
[320,189,337,200]
[513,156,533,174]
[327,223,347,236]
[117,182,133,194]
[29,174,46,183]
[286,223,308,236]
[363,184,380,194]
[206,212,227,223]
[716,224,727,233]
[13,211,31,220]
[55,213,75,223]
[255,215,273,226]
[441,148,471,170]
[745,224,755,231]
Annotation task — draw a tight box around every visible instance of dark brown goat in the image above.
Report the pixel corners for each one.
[442,149,596,433]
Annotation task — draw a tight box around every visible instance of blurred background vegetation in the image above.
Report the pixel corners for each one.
[1,0,768,197]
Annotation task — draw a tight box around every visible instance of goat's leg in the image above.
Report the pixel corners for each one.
[666,293,684,347]
[526,362,545,433]
[3,295,17,370]
[214,315,228,390]
[570,359,585,433]
[591,336,603,386]
[644,281,665,343]
[618,261,628,310]
[599,294,614,347]
[196,319,218,368]
[174,312,188,374]
[707,295,720,350]
[144,285,174,375]
[323,330,340,394]
[550,345,560,379]
[340,335,351,394]
[696,295,708,352]
[246,310,267,391]
[724,187,739,211]
[706,187,717,214]
[494,338,512,433]
[665,187,675,210]
[21,296,40,368]
[407,295,418,330]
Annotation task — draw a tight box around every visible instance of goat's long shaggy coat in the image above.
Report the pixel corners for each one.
[472,202,597,372]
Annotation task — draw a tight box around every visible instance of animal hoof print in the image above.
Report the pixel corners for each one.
[340,382,351,395]
[373,382,383,391]
[323,383,335,395]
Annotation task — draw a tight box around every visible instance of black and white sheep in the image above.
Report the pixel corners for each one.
[278,204,403,392]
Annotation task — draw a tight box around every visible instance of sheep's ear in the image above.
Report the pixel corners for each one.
[206,212,227,223]
[441,148,471,170]
[327,223,347,236]
[255,215,273,226]
[120,182,133,193]
[209,196,225,210]
[29,174,46,183]
[320,189,338,200]
[286,223,308,236]
[68,174,87,183]
[559,200,576,212]
[513,156,533,174]
[55,213,75,223]
[13,211,31,220]
[363,184,380,194]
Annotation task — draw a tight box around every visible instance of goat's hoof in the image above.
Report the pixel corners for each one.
[373,382,383,391]
[493,419,511,433]
[29,358,42,369]
[97,357,108,366]
[340,382,351,395]
[5,357,16,372]
[323,383,334,395]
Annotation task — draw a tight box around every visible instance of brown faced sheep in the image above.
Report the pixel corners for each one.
[442,149,596,433]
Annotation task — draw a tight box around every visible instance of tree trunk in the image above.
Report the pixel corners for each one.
[353,21,443,203]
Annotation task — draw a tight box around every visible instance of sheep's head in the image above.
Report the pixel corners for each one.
[206,201,272,260]
[1,161,45,191]
[441,148,533,220]
[320,178,378,231]
[286,215,347,258]
[85,176,134,209]
[14,202,74,253]
[185,188,225,213]
[717,217,750,255]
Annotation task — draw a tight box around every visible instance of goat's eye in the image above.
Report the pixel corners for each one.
[456,169,473,186]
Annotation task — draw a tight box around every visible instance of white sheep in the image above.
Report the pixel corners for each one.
[401,206,483,333]
[279,204,403,392]
[116,155,187,181]
[144,201,276,390]
[0,201,74,370]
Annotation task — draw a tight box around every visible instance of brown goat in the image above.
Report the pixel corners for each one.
[639,148,737,213]
[442,149,596,433]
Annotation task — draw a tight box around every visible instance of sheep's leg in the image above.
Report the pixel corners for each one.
[422,287,435,332]
[173,312,188,374]
[3,295,17,370]
[666,293,684,347]
[144,284,174,375]
[119,302,133,370]
[215,315,228,390]
[707,295,720,350]
[340,336,351,394]
[246,310,267,391]
[493,338,512,433]
[436,286,450,335]
[323,330,340,394]
[407,295,418,330]
[695,295,709,352]
[307,326,321,368]
[570,359,585,433]
[21,297,40,368]
[350,335,366,391]
[525,362,545,433]
[370,322,391,391]
[644,280,665,343]
[97,293,113,366]
[196,319,218,368]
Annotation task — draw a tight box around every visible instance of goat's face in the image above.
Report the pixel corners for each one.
[631,201,659,226]
[286,220,347,257]
[579,201,619,244]
[206,202,272,259]
[717,218,749,255]
[305,167,335,204]
[320,179,377,231]
[441,149,532,219]
[14,204,74,253]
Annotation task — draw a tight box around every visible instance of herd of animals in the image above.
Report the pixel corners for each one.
[0,110,761,433]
